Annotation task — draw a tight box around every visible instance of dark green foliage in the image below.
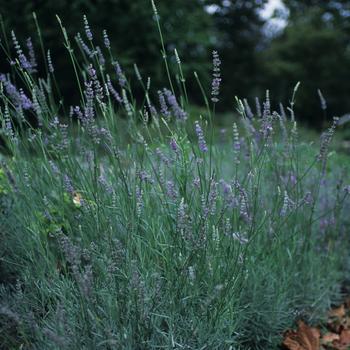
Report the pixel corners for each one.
[262,0,350,126]
[0,0,213,103]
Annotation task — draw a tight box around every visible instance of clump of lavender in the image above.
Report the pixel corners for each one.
[211,50,221,103]
[195,121,208,152]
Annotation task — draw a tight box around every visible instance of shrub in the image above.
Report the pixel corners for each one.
[0,9,349,349]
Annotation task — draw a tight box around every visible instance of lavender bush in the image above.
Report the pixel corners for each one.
[0,6,350,349]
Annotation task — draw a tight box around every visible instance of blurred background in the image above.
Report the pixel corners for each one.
[1,0,350,128]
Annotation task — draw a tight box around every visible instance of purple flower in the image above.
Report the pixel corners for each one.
[95,46,105,66]
[63,174,74,194]
[26,37,37,72]
[87,64,104,100]
[155,148,170,165]
[98,174,113,194]
[19,89,33,109]
[113,61,126,88]
[0,74,32,110]
[211,51,221,103]
[76,33,92,57]
[166,181,177,199]
[138,170,154,184]
[158,90,171,119]
[194,121,208,152]
[102,29,110,49]
[169,138,179,153]
[163,89,187,121]
[83,15,93,41]
[11,31,32,72]
[106,75,122,104]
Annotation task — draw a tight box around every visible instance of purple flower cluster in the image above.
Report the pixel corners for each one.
[158,90,171,120]
[11,31,32,72]
[211,51,221,103]
[166,181,177,199]
[163,89,187,121]
[194,121,208,152]
[83,15,93,41]
[0,74,32,110]
[26,37,38,73]
[87,65,104,101]
[106,75,122,104]
[113,61,126,88]
[169,138,179,153]
[63,174,74,194]
[76,33,93,57]
[102,29,111,49]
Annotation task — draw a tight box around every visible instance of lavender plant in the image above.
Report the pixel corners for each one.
[0,9,349,350]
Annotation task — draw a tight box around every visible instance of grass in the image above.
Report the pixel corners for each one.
[0,9,350,350]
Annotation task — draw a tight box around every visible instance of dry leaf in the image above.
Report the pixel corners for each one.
[329,305,346,319]
[332,329,350,350]
[283,321,320,350]
[73,192,83,206]
[321,332,340,344]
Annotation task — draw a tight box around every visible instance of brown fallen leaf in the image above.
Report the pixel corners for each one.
[283,320,320,350]
[328,305,346,319]
[332,329,350,350]
[321,332,340,346]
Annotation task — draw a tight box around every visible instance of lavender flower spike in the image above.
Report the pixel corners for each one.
[195,121,208,152]
[211,50,221,103]
[83,15,93,41]
[102,29,110,49]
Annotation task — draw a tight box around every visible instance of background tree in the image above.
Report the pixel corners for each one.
[204,0,269,109]
[262,0,350,126]
[0,0,213,104]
